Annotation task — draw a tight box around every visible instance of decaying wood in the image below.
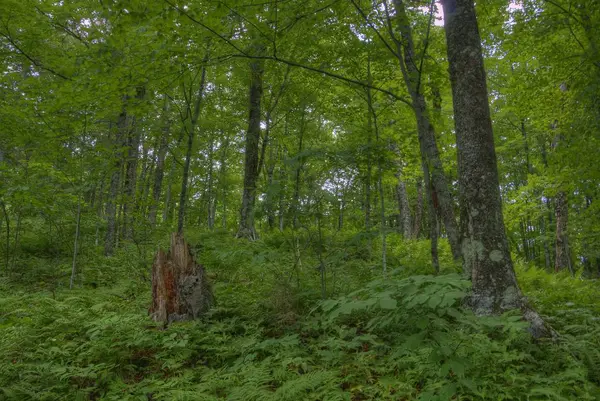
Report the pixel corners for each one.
[149,233,214,324]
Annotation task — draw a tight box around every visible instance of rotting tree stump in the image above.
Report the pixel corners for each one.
[149,233,214,324]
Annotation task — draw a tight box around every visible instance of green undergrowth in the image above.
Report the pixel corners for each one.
[0,234,599,400]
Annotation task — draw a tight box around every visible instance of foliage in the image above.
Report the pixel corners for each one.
[1,236,599,400]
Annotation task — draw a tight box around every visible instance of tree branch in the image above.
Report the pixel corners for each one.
[349,0,400,59]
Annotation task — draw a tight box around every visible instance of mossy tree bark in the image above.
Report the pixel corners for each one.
[441,0,552,337]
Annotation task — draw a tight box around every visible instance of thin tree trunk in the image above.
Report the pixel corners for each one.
[0,200,9,271]
[123,87,145,240]
[291,109,306,229]
[237,44,264,240]
[265,143,277,230]
[423,165,439,273]
[11,211,21,271]
[70,196,82,289]
[178,60,209,235]
[441,0,552,338]
[163,160,176,224]
[105,115,126,256]
[150,96,170,227]
[278,162,286,232]
[218,135,229,229]
[413,180,423,239]
[554,192,573,274]
[206,136,216,229]
[391,0,461,261]
[317,214,326,299]
[366,63,387,273]
[396,178,412,238]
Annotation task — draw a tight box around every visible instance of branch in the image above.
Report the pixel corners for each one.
[34,6,90,48]
[164,0,412,106]
[415,0,435,95]
[0,30,71,80]
[349,0,400,59]
[542,0,583,26]
[220,53,412,106]
[163,0,248,56]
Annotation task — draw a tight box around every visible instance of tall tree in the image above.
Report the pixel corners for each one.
[178,58,209,235]
[441,0,551,337]
[237,42,265,240]
[388,0,462,261]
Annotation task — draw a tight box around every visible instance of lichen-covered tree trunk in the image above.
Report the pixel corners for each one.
[441,0,552,338]
[392,0,461,261]
[237,47,264,240]
[554,191,573,274]
[150,232,214,324]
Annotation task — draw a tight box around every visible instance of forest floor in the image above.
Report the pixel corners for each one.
[0,230,599,400]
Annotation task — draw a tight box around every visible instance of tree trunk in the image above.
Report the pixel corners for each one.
[149,232,214,324]
[1,200,9,271]
[206,137,216,229]
[150,96,171,227]
[413,180,423,239]
[105,117,126,256]
[554,191,573,274]
[178,62,208,235]
[123,87,145,240]
[265,144,277,230]
[290,108,306,230]
[70,196,82,289]
[396,178,412,239]
[423,164,440,273]
[218,135,229,229]
[237,46,264,240]
[392,0,461,261]
[441,0,552,338]
[366,66,387,273]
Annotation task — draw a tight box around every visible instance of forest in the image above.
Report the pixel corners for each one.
[0,0,599,399]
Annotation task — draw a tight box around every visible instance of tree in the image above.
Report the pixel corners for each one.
[441,0,551,337]
[237,42,265,240]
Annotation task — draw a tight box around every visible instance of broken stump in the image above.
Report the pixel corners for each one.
[149,233,214,324]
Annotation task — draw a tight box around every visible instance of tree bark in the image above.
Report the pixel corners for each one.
[554,191,573,274]
[149,232,214,324]
[237,44,264,240]
[413,180,423,239]
[441,0,552,338]
[396,178,412,238]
